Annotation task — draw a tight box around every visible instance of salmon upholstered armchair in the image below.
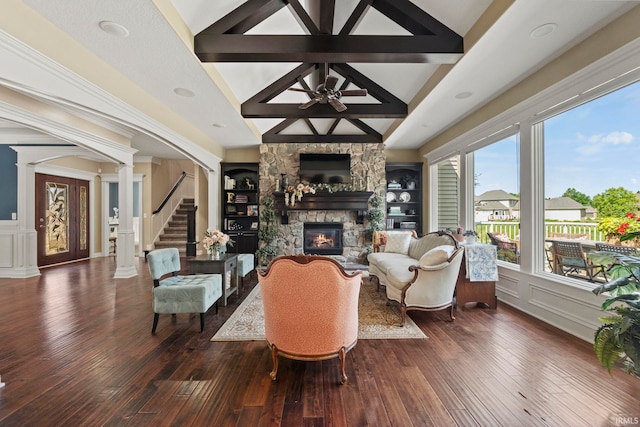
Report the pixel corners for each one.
[257,255,362,384]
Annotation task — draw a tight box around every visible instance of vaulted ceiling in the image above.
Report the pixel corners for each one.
[192,0,464,143]
[0,1,638,160]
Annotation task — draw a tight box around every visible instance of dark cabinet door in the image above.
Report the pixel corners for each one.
[228,232,258,254]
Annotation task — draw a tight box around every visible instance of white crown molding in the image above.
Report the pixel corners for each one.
[34,162,99,181]
[133,155,161,165]
[11,145,108,165]
[1,102,136,164]
[0,30,222,170]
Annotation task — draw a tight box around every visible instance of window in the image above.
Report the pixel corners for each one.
[542,79,640,280]
[434,155,460,231]
[473,134,521,265]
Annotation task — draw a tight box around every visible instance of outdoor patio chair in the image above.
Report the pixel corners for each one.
[594,242,639,256]
[487,232,520,263]
[553,240,606,282]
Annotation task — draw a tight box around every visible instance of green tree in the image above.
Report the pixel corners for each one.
[562,187,592,206]
[592,187,639,217]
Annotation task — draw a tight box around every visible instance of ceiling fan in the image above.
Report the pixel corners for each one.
[288,75,368,112]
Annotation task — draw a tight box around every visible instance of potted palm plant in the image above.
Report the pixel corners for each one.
[587,237,640,376]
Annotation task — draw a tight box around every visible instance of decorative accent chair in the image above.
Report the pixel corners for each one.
[257,255,362,384]
[147,248,222,334]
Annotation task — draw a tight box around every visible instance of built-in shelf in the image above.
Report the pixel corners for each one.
[273,191,373,224]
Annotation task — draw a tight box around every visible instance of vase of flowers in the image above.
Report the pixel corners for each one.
[202,229,232,259]
[463,229,478,244]
[284,183,315,207]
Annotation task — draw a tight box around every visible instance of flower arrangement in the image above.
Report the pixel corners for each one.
[202,229,233,256]
[462,229,478,237]
[284,183,315,207]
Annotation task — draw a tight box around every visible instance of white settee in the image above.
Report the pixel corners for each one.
[367,231,464,325]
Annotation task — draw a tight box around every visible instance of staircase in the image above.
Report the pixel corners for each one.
[153,198,194,256]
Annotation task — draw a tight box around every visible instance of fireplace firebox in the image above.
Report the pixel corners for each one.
[303,223,343,256]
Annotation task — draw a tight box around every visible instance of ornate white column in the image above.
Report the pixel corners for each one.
[114,163,138,278]
[13,159,40,277]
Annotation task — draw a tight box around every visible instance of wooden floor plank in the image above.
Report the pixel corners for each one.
[0,257,638,427]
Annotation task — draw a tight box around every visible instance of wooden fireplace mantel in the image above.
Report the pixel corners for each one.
[273,191,373,224]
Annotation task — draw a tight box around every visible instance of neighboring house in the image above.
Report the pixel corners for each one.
[544,197,593,221]
[475,190,520,221]
[478,192,596,221]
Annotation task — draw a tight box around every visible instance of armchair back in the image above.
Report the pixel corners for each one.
[258,255,362,383]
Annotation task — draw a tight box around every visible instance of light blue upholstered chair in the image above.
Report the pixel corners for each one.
[147,248,222,334]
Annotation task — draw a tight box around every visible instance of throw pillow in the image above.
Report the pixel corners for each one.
[384,232,412,254]
[419,245,455,267]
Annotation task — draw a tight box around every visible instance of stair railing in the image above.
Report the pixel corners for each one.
[151,171,194,248]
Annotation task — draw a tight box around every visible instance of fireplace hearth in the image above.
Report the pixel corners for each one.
[304,223,343,256]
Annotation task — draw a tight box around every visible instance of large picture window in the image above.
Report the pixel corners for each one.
[542,79,640,281]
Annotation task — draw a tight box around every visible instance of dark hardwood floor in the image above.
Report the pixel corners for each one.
[0,257,638,426]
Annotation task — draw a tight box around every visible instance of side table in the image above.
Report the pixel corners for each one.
[188,254,238,306]
[456,243,499,309]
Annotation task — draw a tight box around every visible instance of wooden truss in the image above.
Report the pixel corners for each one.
[194,0,463,143]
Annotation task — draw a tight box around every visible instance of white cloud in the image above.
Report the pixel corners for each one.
[576,131,634,155]
[587,131,634,145]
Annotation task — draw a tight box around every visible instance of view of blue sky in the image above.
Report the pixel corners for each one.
[474,79,640,201]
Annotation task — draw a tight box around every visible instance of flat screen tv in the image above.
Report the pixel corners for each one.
[299,153,351,184]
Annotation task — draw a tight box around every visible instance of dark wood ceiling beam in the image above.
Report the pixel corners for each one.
[194,35,463,63]
[263,133,382,143]
[327,119,340,135]
[339,0,372,35]
[331,63,404,108]
[303,118,319,135]
[318,0,335,34]
[245,63,317,104]
[241,103,406,118]
[345,118,381,137]
[198,0,287,35]
[286,0,319,34]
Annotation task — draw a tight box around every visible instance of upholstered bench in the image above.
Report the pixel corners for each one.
[148,248,222,334]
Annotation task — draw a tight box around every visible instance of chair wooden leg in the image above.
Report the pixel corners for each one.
[200,313,205,332]
[151,313,159,334]
[339,346,348,385]
[269,345,279,381]
[449,304,456,321]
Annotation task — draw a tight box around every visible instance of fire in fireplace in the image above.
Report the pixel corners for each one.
[303,223,343,255]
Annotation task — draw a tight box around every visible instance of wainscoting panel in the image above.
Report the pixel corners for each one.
[0,234,13,267]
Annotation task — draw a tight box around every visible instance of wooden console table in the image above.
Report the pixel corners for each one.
[456,243,498,309]
[188,254,238,306]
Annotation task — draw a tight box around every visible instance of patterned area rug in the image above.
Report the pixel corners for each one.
[211,277,427,341]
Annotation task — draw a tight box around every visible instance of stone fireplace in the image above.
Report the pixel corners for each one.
[259,143,386,263]
[304,223,343,256]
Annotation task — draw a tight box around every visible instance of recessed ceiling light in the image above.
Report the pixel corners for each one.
[98,21,129,37]
[530,23,557,39]
[455,91,472,100]
[212,123,226,128]
[173,87,195,97]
